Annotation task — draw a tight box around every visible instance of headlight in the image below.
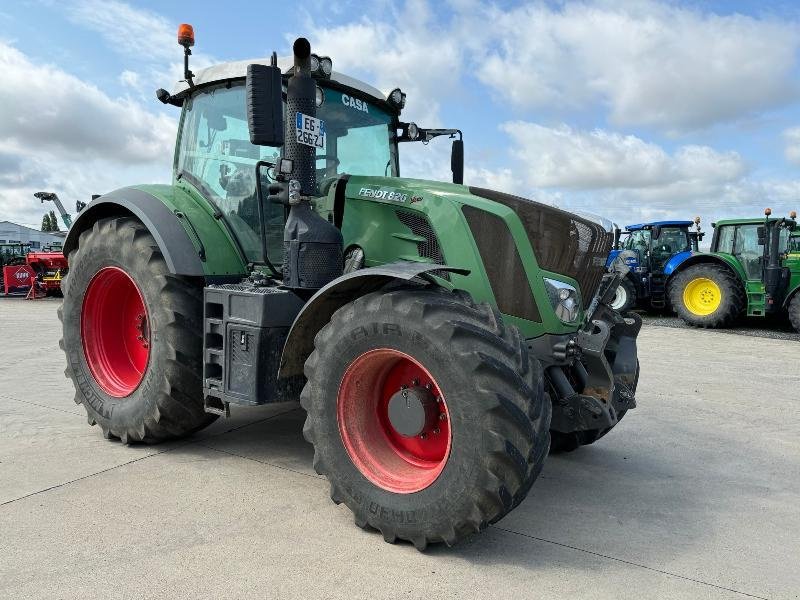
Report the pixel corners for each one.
[543,278,580,323]
[315,86,325,107]
[310,54,320,73]
[407,122,419,140]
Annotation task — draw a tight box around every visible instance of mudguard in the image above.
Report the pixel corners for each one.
[278,262,469,378]
[665,252,748,283]
[663,250,693,276]
[63,187,205,276]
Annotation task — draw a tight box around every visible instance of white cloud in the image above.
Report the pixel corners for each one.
[119,70,140,88]
[66,0,175,63]
[463,121,800,228]
[471,1,800,131]
[783,127,800,166]
[501,122,745,190]
[306,0,462,126]
[0,42,175,226]
[0,42,175,162]
[66,0,217,95]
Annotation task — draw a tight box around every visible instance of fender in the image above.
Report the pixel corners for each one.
[64,187,205,276]
[278,262,470,378]
[666,252,747,283]
[605,249,622,269]
[783,282,800,308]
[663,250,693,277]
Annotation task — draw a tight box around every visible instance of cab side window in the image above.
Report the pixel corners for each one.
[715,226,735,253]
[732,224,762,280]
[176,83,283,266]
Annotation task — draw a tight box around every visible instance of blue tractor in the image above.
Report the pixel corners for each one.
[607,219,704,312]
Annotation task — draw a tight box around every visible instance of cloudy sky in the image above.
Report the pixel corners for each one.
[1,0,799,231]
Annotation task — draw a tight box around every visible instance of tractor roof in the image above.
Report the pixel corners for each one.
[624,220,693,231]
[172,57,387,104]
[714,218,785,226]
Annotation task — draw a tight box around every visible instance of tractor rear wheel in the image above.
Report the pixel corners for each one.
[610,277,637,313]
[669,263,744,328]
[789,293,800,333]
[59,216,216,443]
[300,287,550,549]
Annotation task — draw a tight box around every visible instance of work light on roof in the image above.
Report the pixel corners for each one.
[309,54,332,79]
[388,88,406,110]
[320,56,332,76]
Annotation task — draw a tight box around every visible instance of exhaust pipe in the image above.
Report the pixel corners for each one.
[282,38,343,291]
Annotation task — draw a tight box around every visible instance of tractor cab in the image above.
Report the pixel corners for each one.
[709,211,798,312]
[160,52,462,271]
[608,220,702,311]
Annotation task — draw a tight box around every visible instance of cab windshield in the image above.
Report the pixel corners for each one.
[176,82,395,264]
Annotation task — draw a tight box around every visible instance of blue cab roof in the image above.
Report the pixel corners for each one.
[624,220,694,232]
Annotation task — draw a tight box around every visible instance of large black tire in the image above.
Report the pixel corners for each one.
[549,360,639,453]
[789,293,800,333]
[300,287,550,549]
[668,263,744,328]
[610,277,637,313]
[59,217,216,443]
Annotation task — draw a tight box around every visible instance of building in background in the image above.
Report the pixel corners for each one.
[0,221,67,249]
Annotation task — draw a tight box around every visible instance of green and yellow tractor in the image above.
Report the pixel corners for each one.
[58,29,640,549]
[668,209,800,331]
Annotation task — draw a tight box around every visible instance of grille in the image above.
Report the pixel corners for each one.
[469,187,612,307]
[462,206,541,322]
[396,211,449,280]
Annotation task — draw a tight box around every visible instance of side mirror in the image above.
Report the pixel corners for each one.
[246,64,284,147]
[451,139,464,185]
[757,226,766,246]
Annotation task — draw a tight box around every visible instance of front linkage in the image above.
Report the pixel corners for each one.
[531,260,641,451]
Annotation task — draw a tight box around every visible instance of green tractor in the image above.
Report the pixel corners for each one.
[669,209,800,331]
[59,29,640,549]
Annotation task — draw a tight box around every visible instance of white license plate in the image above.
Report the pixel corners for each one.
[295,112,326,149]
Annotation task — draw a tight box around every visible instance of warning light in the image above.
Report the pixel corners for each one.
[765,207,772,216]
[178,23,194,48]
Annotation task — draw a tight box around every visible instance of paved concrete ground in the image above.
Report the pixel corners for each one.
[1,297,798,600]
[640,313,800,342]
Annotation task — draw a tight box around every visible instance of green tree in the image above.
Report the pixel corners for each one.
[41,213,52,231]
[49,210,60,231]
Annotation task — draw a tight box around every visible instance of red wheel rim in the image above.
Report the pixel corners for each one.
[81,267,150,397]
[337,349,451,494]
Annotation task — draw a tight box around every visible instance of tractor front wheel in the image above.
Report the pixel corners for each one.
[610,277,637,313]
[59,217,216,443]
[300,287,550,549]
[668,263,744,328]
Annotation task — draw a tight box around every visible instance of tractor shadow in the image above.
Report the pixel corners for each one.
[177,403,717,572]
[187,406,711,572]
[427,442,709,570]
[187,402,318,477]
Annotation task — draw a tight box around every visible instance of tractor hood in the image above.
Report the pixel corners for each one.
[342,176,613,309]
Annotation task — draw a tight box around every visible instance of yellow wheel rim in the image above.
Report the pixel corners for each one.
[683,277,722,316]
